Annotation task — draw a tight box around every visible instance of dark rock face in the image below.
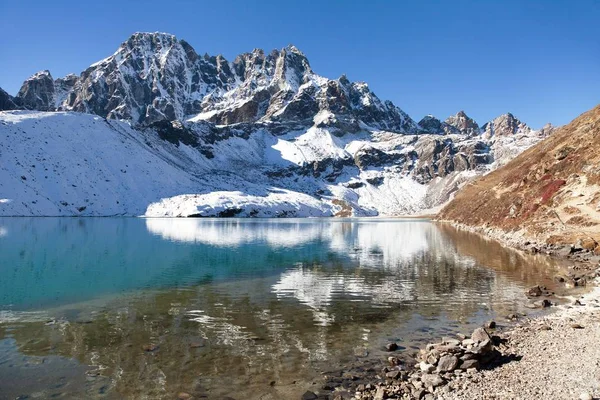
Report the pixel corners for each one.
[418,111,480,135]
[54,74,79,109]
[412,137,490,183]
[149,120,199,147]
[418,115,445,134]
[301,156,357,182]
[16,70,56,111]
[353,146,410,170]
[0,87,18,110]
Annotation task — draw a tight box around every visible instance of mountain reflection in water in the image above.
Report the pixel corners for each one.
[0,218,564,399]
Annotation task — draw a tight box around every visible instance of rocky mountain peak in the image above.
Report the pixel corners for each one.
[417,115,444,134]
[17,70,56,111]
[274,45,313,87]
[482,113,531,137]
[284,44,305,56]
[123,31,179,48]
[29,70,53,79]
[338,74,350,85]
[539,122,557,137]
[445,110,480,136]
[64,31,218,123]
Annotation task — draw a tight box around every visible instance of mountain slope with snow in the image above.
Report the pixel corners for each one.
[0,32,553,217]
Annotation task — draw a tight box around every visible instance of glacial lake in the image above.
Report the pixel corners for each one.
[0,218,568,399]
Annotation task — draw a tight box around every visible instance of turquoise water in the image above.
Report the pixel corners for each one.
[0,218,564,399]
[1,218,352,309]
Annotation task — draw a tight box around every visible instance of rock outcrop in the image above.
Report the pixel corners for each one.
[0,87,18,110]
[16,70,56,111]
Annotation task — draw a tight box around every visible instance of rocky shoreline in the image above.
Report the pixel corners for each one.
[296,225,600,400]
[300,286,600,400]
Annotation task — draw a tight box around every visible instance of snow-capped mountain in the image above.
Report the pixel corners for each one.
[0,32,553,217]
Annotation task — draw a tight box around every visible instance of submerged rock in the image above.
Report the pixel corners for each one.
[534,299,552,308]
[526,285,543,297]
[385,342,399,351]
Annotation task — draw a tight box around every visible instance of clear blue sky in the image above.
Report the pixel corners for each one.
[1,0,598,128]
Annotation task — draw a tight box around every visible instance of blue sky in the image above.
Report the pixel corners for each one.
[1,0,598,127]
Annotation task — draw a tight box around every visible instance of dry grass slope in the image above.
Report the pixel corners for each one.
[438,104,600,250]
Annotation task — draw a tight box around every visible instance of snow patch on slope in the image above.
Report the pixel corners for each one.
[144,190,337,217]
[0,111,204,216]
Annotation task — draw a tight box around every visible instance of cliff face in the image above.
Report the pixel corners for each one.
[438,104,600,250]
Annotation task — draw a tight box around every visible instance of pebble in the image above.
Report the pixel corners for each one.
[374,387,387,400]
[386,370,402,379]
[421,373,444,388]
[534,299,552,308]
[301,391,318,400]
[419,362,435,373]
[539,325,552,331]
[579,392,593,400]
[142,344,159,352]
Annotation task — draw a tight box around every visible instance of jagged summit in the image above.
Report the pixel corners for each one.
[284,44,305,56]
[416,111,478,136]
[0,33,415,131]
[445,110,480,136]
[129,31,178,40]
[17,70,56,111]
[2,32,543,141]
[481,112,532,137]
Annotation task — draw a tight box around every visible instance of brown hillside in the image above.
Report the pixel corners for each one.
[438,104,600,248]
